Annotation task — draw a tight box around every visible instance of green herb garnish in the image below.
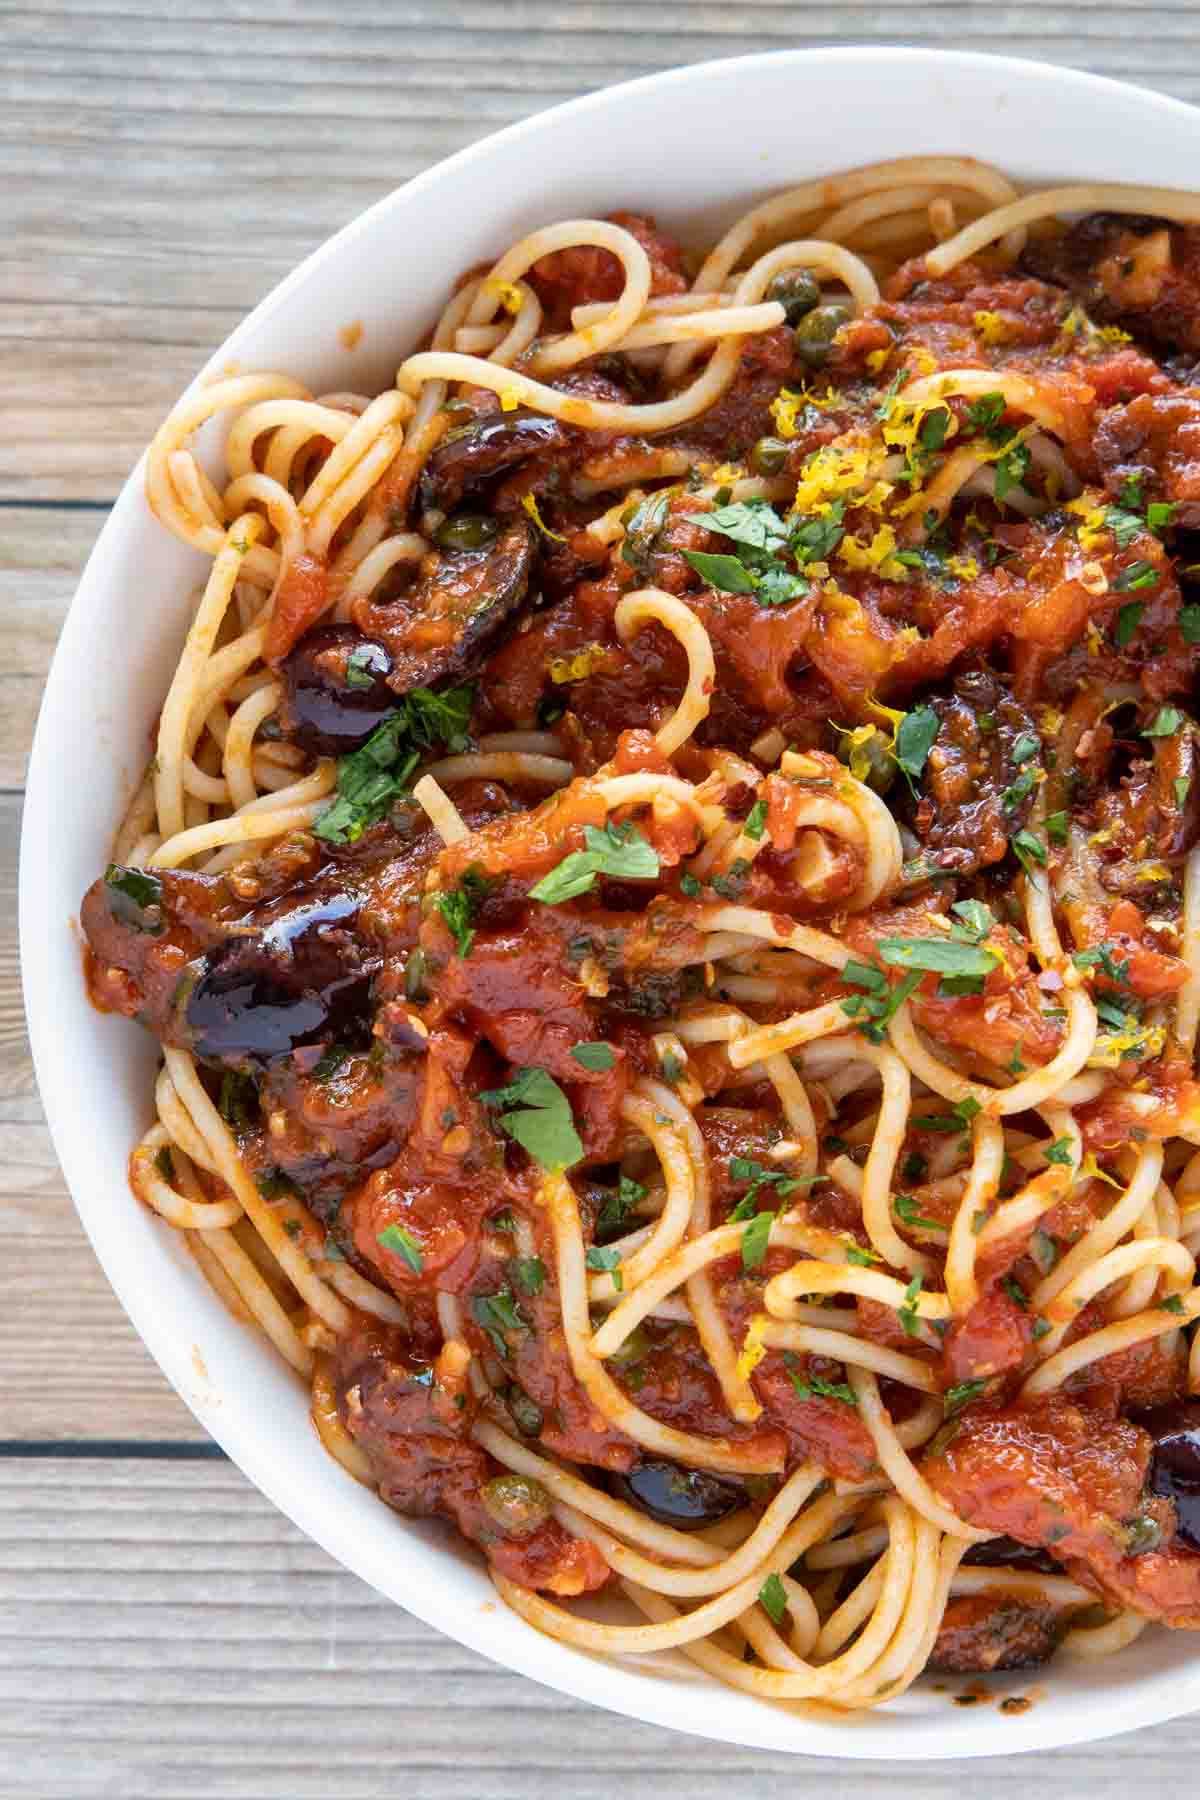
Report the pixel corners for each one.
[377,1223,423,1273]
[479,1067,583,1170]
[530,821,659,904]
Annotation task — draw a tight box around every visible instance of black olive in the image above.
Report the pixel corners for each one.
[961,1535,1061,1574]
[185,892,375,1064]
[433,512,500,552]
[609,1458,743,1530]
[793,302,852,368]
[421,412,570,512]
[1133,1396,1200,1550]
[279,623,396,756]
[766,268,821,323]
[380,517,535,696]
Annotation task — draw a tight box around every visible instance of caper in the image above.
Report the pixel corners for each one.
[750,436,791,477]
[403,947,428,1003]
[766,268,821,323]
[834,727,896,795]
[480,1473,551,1536]
[607,1322,654,1367]
[506,1385,544,1437]
[1123,1513,1164,1556]
[793,302,852,368]
[433,511,500,552]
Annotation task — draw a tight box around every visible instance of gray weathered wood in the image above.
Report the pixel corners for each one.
[4,1455,1200,1800]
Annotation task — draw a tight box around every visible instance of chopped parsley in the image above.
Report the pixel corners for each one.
[681,496,839,608]
[529,820,659,904]
[510,1255,546,1297]
[921,1097,982,1136]
[217,1069,258,1130]
[1113,560,1158,593]
[1180,604,1200,644]
[743,798,769,840]
[377,1223,423,1273]
[993,438,1031,502]
[1002,1275,1030,1309]
[943,1379,988,1417]
[585,1245,624,1290]
[1011,829,1048,874]
[1072,942,1131,986]
[783,1354,857,1406]
[344,645,380,689]
[894,705,940,789]
[479,1066,583,1171]
[1043,1137,1075,1167]
[1002,765,1039,811]
[894,1194,945,1233]
[876,937,999,978]
[1145,705,1185,738]
[598,1174,646,1236]
[571,1041,616,1072]
[1114,601,1144,646]
[104,864,165,934]
[314,684,473,844]
[472,1286,530,1359]
[1104,504,1144,549]
[899,1274,924,1337]
[965,392,1007,438]
[435,864,492,956]
[758,1572,788,1626]
[729,1155,808,1209]
[839,960,922,1043]
[740,1208,776,1271]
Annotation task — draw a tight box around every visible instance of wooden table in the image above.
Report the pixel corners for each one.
[6,4,1200,1792]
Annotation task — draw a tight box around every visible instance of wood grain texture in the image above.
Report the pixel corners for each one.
[5,0,1200,500]
[8,2,1200,1788]
[4,1455,1200,1800]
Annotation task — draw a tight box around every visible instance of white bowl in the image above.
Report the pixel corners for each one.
[22,45,1200,1758]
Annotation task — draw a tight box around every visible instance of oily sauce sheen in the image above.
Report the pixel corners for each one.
[79,187,1200,1686]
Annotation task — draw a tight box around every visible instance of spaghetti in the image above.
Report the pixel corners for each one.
[81,157,1200,1712]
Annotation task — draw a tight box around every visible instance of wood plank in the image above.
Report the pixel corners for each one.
[0,788,203,1440]
[0,508,101,789]
[0,1115,205,1441]
[7,3,1200,495]
[3,1454,1200,1800]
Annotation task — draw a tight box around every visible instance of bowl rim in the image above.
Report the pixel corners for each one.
[22,43,1200,1759]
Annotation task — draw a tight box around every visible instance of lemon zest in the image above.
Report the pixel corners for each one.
[521,492,565,542]
[838,522,908,579]
[486,278,524,316]
[770,386,840,439]
[736,1313,771,1387]
[548,643,606,683]
[974,310,1018,346]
